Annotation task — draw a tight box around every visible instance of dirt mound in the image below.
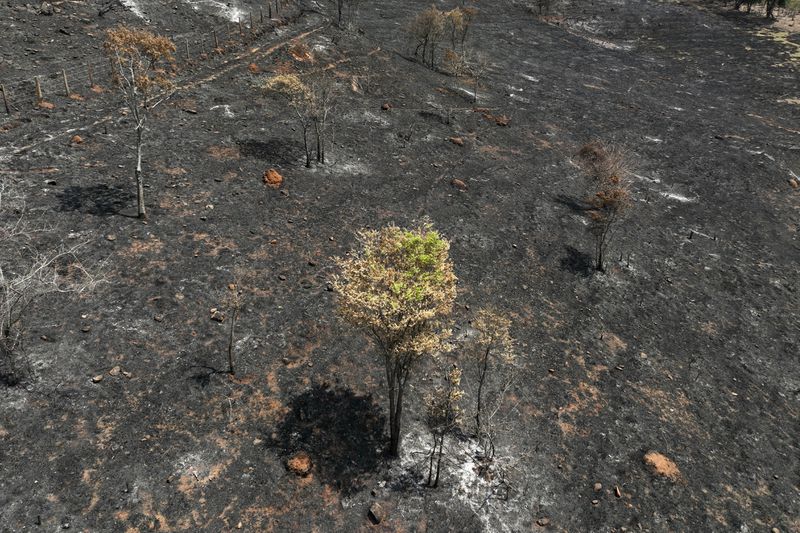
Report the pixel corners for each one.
[263,168,284,189]
[287,452,312,476]
[644,451,682,481]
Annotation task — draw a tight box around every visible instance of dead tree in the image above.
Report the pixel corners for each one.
[104,26,176,219]
[0,183,98,385]
[425,365,463,487]
[224,269,245,375]
[409,6,447,68]
[263,71,337,167]
[577,141,633,272]
[465,308,515,459]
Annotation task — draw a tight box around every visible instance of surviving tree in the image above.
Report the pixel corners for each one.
[104,26,176,219]
[577,141,633,273]
[0,183,97,385]
[425,364,463,487]
[466,307,515,458]
[263,71,337,167]
[333,224,457,457]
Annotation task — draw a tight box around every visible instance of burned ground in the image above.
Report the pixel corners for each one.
[0,0,798,531]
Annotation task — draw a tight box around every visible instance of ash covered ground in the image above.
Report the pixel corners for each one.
[0,0,798,531]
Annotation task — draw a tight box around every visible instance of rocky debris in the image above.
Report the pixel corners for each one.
[153,314,164,322]
[37,101,55,110]
[381,102,391,111]
[593,482,603,492]
[536,517,550,526]
[69,135,83,145]
[644,451,681,481]
[81,325,91,332]
[39,2,54,15]
[450,178,468,190]
[614,485,622,498]
[449,136,464,146]
[287,452,312,476]
[789,177,799,189]
[91,375,103,383]
[263,168,283,189]
[210,308,225,322]
[106,234,116,241]
[367,503,384,525]
[108,366,121,376]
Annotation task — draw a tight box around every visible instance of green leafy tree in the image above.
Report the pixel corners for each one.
[333,224,457,456]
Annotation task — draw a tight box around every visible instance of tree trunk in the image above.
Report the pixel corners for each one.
[475,347,490,436]
[391,375,405,456]
[427,434,437,486]
[302,127,311,168]
[227,307,237,374]
[387,362,399,456]
[433,435,444,487]
[314,119,322,163]
[135,125,146,219]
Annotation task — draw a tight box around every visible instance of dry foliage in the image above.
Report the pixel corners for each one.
[104,26,175,97]
[332,223,457,456]
[412,6,477,70]
[409,6,447,68]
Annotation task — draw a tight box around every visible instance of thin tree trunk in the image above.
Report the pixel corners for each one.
[475,346,490,436]
[392,373,405,456]
[135,125,146,219]
[433,435,444,487]
[314,119,322,163]
[427,433,437,486]
[227,307,237,374]
[302,126,311,168]
[386,359,399,456]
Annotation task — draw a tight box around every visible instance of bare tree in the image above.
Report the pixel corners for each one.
[0,183,98,385]
[104,26,176,219]
[333,224,457,456]
[576,141,633,272]
[464,50,490,103]
[425,364,463,487]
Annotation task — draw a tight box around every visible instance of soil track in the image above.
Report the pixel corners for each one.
[0,0,798,531]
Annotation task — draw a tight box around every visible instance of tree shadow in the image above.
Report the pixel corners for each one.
[554,194,591,213]
[236,138,304,165]
[271,384,386,494]
[560,245,594,277]
[56,185,132,216]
